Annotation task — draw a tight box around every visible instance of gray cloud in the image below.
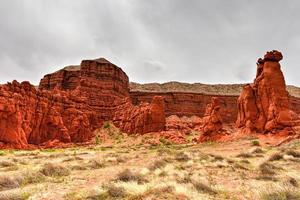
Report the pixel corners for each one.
[0,0,300,85]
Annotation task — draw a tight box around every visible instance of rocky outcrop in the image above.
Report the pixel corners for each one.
[113,96,166,134]
[0,81,94,148]
[236,50,299,133]
[0,58,166,148]
[130,91,238,123]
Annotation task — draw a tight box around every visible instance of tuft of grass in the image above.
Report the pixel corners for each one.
[87,159,105,169]
[192,180,217,195]
[0,191,30,200]
[0,160,15,168]
[177,175,192,184]
[251,140,260,146]
[39,163,70,177]
[175,152,190,162]
[159,138,172,145]
[106,184,126,198]
[268,152,283,161]
[21,171,46,185]
[257,162,278,181]
[116,169,147,184]
[211,154,224,161]
[285,149,300,158]
[70,165,88,171]
[0,175,22,191]
[259,162,277,175]
[148,159,167,171]
[284,176,298,187]
[260,186,300,200]
[0,150,6,156]
[251,147,264,154]
[103,122,110,129]
[236,152,253,158]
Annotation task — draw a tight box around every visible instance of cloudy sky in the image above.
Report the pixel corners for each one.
[1,0,300,86]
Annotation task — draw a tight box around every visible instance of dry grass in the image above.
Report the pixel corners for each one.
[268,152,283,161]
[116,169,147,184]
[39,163,70,177]
[259,186,300,200]
[148,159,168,171]
[175,152,190,162]
[192,180,217,195]
[0,175,22,191]
[285,149,300,158]
[87,159,106,169]
[0,138,299,199]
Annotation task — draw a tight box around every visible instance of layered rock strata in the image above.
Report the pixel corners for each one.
[236,50,299,133]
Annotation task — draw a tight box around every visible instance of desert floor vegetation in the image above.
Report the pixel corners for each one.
[0,138,299,200]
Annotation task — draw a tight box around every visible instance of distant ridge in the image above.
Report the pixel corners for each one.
[129,81,300,98]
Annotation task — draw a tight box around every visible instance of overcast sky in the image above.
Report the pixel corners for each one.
[1,0,300,86]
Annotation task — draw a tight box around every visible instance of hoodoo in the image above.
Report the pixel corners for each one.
[236,50,299,133]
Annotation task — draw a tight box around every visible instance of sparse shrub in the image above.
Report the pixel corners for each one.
[251,140,260,146]
[285,149,300,158]
[159,171,168,177]
[0,175,22,191]
[116,169,146,183]
[22,171,45,185]
[148,159,167,171]
[0,191,30,200]
[212,154,224,161]
[257,162,278,181]
[70,165,88,171]
[268,152,283,161]
[0,161,15,168]
[259,162,277,175]
[62,156,83,162]
[159,138,172,145]
[0,151,6,156]
[260,186,300,200]
[177,175,192,184]
[192,181,217,195]
[103,122,110,129]
[284,176,298,187]
[236,152,252,158]
[175,152,189,162]
[88,159,105,169]
[251,147,264,154]
[233,163,249,170]
[116,156,127,163]
[240,159,250,164]
[157,148,172,156]
[39,163,70,177]
[107,185,126,198]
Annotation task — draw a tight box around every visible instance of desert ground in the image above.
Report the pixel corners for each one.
[0,126,299,200]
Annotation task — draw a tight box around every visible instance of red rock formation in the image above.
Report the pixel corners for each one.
[0,81,94,148]
[202,97,223,133]
[197,97,227,142]
[165,115,202,135]
[0,58,166,148]
[113,96,166,134]
[130,91,238,123]
[236,50,299,133]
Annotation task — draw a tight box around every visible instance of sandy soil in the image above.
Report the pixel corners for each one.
[0,135,299,200]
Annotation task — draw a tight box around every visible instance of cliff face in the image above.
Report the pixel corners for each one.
[130,91,238,123]
[0,58,165,148]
